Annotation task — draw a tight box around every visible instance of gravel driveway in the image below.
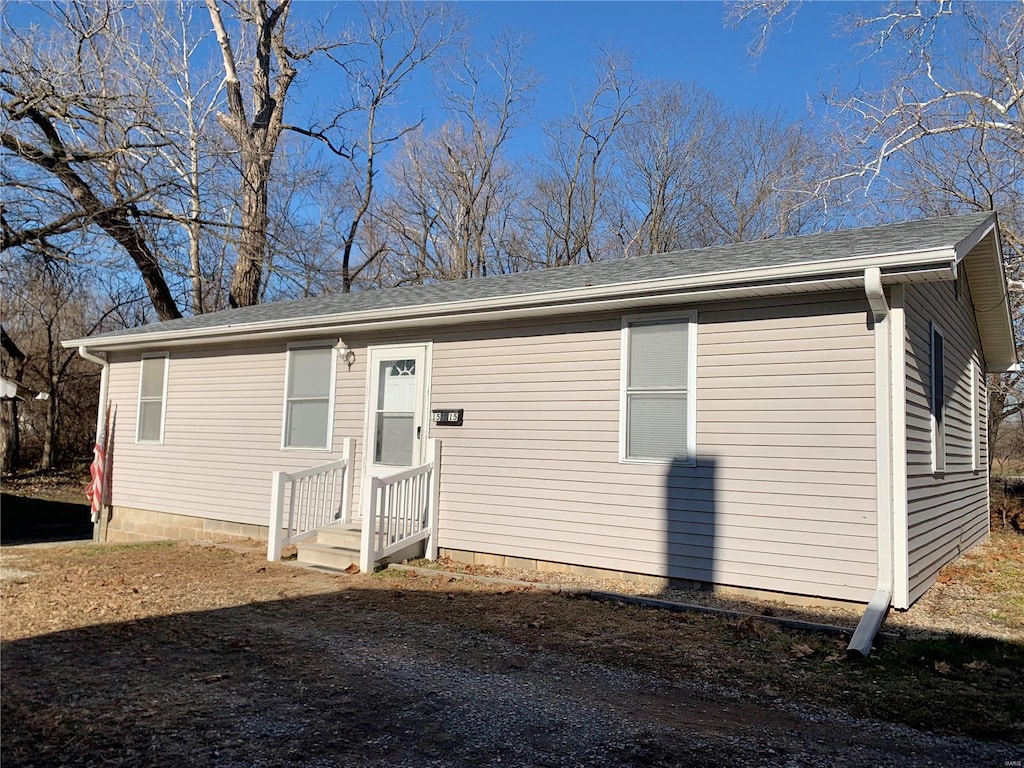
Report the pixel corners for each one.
[2,541,1020,767]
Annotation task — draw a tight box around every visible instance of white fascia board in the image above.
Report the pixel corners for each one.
[65,247,957,352]
[952,214,997,264]
[987,360,1021,373]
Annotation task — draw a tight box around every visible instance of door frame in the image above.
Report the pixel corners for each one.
[360,341,433,517]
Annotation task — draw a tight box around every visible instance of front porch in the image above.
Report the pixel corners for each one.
[266,437,441,573]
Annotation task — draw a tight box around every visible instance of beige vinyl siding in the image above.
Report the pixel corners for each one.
[904,278,989,604]
[106,340,367,527]
[105,291,878,602]
[428,291,877,602]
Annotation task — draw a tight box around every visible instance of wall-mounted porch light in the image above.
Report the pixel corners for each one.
[336,340,356,369]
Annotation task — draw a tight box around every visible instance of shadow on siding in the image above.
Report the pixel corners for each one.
[662,456,718,590]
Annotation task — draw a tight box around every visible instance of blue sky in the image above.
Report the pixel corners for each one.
[462,0,859,119]
[289,1,872,160]
[6,0,869,154]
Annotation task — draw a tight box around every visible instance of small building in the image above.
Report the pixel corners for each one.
[65,212,1017,620]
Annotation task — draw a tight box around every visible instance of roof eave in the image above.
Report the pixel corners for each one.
[64,248,959,352]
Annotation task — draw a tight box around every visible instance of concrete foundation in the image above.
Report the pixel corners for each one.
[98,506,268,544]
[438,547,863,611]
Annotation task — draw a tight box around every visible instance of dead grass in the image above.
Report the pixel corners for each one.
[1,467,90,505]
[2,538,1022,752]
[992,481,1024,533]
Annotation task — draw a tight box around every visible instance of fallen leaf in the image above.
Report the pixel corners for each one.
[201,672,230,683]
[790,643,814,658]
[528,618,545,629]
[343,564,359,575]
[934,660,952,675]
[963,660,989,671]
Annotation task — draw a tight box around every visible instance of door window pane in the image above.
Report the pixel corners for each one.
[375,414,414,465]
[374,358,417,466]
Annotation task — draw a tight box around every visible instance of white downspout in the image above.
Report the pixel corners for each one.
[848,267,894,656]
[78,346,109,536]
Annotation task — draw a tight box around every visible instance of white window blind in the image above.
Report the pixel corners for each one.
[930,324,946,473]
[284,346,334,449]
[971,360,980,472]
[137,355,167,442]
[624,319,692,462]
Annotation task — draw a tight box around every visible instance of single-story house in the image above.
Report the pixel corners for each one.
[65,212,1016,643]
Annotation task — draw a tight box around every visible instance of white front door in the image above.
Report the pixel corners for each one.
[362,343,431,513]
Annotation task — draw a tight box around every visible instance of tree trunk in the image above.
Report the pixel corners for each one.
[0,399,19,475]
[1,327,26,474]
[229,156,271,308]
[38,384,57,471]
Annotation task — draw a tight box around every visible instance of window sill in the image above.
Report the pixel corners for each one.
[620,457,696,468]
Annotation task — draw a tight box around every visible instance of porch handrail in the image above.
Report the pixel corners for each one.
[267,437,355,561]
[360,438,440,573]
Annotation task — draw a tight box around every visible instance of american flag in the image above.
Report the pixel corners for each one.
[86,403,111,524]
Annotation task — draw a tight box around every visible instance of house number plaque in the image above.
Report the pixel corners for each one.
[431,408,464,426]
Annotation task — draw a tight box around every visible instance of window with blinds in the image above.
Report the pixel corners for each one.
[136,353,168,443]
[622,314,695,463]
[930,322,946,473]
[283,345,335,449]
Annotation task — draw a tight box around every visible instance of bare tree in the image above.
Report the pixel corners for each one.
[206,0,303,308]
[696,107,832,244]
[0,254,127,470]
[291,1,463,292]
[614,80,716,256]
[529,52,640,266]
[379,33,535,282]
[1,1,184,321]
[125,0,230,315]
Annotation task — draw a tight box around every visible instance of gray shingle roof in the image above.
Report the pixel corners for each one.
[87,211,993,341]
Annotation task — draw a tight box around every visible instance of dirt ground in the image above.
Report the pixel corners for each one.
[1,537,1022,768]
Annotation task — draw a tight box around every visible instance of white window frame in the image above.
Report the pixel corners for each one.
[619,310,698,466]
[281,341,338,451]
[930,322,946,474]
[136,352,169,444]
[971,359,980,472]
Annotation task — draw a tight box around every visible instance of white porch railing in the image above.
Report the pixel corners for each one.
[360,438,440,573]
[267,437,355,561]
